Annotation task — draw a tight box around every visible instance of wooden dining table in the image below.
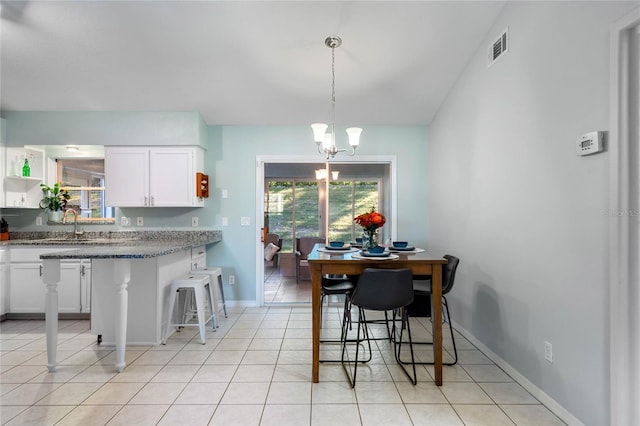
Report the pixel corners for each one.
[308,244,448,385]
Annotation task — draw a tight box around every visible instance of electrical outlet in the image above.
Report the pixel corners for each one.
[121,216,131,227]
[229,275,235,285]
[241,216,250,226]
[35,216,43,226]
[191,217,199,227]
[136,217,144,227]
[222,217,229,226]
[544,341,553,363]
[222,189,228,199]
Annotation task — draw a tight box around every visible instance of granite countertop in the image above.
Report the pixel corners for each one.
[2,230,222,260]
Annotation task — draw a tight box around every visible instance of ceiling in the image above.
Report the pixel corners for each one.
[0,1,506,126]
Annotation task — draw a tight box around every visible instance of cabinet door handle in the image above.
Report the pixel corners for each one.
[144,196,149,206]
[81,265,85,277]
[150,196,155,206]
[39,265,43,277]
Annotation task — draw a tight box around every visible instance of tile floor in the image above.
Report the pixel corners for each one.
[0,304,566,425]
[263,265,311,304]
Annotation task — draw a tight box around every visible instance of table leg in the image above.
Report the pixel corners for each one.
[113,260,131,373]
[431,264,443,386]
[42,259,61,373]
[311,267,322,383]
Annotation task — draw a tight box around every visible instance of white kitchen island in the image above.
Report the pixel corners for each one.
[40,231,221,373]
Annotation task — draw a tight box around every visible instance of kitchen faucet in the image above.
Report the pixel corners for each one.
[62,208,84,238]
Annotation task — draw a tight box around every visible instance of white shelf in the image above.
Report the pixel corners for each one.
[5,175,42,182]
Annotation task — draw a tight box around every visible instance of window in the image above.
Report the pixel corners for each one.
[56,159,115,220]
[328,180,381,242]
[266,178,381,250]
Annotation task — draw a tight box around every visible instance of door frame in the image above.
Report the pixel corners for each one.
[609,8,640,426]
[255,155,397,306]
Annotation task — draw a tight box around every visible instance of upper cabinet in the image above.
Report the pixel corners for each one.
[3,146,45,209]
[105,146,205,207]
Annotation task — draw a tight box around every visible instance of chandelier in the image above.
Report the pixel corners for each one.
[311,36,362,159]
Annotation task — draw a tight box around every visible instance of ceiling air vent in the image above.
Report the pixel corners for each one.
[487,28,508,67]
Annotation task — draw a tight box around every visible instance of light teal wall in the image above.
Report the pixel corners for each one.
[206,125,428,302]
[3,112,206,148]
[1,112,428,303]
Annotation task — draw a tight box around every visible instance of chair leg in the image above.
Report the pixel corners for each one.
[443,296,458,365]
[217,274,227,318]
[162,287,178,344]
[194,285,207,345]
[342,307,368,388]
[397,295,458,366]
[322,297,371,364]
[393,308,417,385]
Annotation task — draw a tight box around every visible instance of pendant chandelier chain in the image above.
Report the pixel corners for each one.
[310,35,362,159]
[330,43,336,151]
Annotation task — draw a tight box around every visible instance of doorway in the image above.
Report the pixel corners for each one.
[609,10,640,426]
[255,156,397,306]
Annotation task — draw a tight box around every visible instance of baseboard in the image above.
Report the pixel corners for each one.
[5,313,91,321]
[453,321,583,426]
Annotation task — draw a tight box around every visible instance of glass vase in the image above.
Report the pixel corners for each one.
[362,230,378,250]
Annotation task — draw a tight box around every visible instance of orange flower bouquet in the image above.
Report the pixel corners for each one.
[354,207,386,249]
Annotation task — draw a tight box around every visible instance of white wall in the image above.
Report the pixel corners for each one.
[427,2,638,424]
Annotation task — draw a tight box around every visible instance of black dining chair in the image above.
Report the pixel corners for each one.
[319,275,372,363]
[341,268,417,387]
[403,254,460,366]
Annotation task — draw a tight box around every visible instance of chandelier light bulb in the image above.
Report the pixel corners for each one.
[311,123,328,143]
[346,127,362,147]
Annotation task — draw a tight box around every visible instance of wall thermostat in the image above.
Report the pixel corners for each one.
[577,131,604,156]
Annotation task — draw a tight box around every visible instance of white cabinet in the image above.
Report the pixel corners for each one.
[3,147,45,208]
[8,248,85,314]
[105,146,204,207]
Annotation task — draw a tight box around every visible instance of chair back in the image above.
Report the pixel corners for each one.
[265,233,282,249]
[442,254,460,295]
[351,268,414,311]
[296,237,324,259]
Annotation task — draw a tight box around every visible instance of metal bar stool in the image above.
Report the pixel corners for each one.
[191,267,227,319]
[163,274,215,345]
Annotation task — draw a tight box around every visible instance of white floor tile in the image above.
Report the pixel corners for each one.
[359,403,413,426]
[219,382,269,405]
[208,404,263,425]
[55,404,122,426]
[310,403,361,426]
[3,404,74,426]
[405,403,464,426]
[453,404,516,425]
[105,404,169,426]
[261,404,311,426]
[157,404,216,426]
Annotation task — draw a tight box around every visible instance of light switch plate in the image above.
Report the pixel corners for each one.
[191,217,199,227]
[222,189,228,199]
[36,216,43,226]
[136,217,144,227]
[121,216,131,227]
[222,217,229,226]
[241,217,250,226]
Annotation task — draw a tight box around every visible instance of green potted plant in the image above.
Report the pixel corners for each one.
[39,182,70,222]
